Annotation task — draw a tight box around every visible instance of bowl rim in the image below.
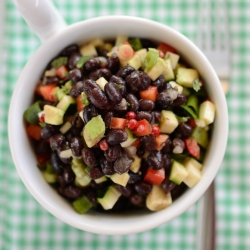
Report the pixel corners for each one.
[8,15,228,235]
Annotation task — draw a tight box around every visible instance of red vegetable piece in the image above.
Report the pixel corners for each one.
[155,134,169,151]
[139,86,158,102]
[110,117,127,130]
[132,119,152,137]
[56,65,69,79]
[157,42,177,54]
[99,139,109,151]
[126,111,136,120]
[35,84,57,102]
[184,138,200,159]
[131,138,142,150]
[151,126,160,137]
[76,95,85,112]
[144,167,165,185]
[126,119,138,130]
[188,118,197,128]
[26,124,42,141]
[36,153,50,165]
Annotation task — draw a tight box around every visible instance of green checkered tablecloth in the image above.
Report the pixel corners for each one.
[0,0,249,249]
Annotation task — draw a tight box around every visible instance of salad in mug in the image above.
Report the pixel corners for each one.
[23,36,215,213]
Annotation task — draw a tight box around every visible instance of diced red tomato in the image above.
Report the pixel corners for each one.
[157,42,177,54]
[26,124,42,141]
[144,167,165,185]
[56,65,69,79]
[132,119,152,136]
[131,138,142,150]
[110,117,127,130]
[184,138,200,159]
[36,153,50,165]
[139,86,158,102]
[35,84,57,102]
[76,95,84,112]
[188,118,197,128]
[155,134,169,151]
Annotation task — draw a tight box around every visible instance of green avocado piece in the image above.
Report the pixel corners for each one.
[83,115,105,148]
[23,101,41,124]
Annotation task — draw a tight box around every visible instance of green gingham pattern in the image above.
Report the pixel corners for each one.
[0,0,249,249]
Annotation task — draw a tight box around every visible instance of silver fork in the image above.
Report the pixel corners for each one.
[196,0,230,250]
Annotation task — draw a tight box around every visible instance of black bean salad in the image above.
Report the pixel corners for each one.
[24,36,216,213]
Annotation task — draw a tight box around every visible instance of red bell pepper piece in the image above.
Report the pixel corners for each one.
[184,137,200,159]
[35,84,57,102]
[110,117,127,130]
[56,65,69,79]
[132,119,152,137]
[155,134,169,151]
[157,42,177,54]
[76,95,84,112]
[144,167,165,185]
[139,86,158,102]
[26,124,42,141]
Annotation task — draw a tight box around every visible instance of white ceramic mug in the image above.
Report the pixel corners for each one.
[9,0,228,235]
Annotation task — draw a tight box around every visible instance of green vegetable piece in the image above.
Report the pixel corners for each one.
[186,95,199,114]
[144,48,159,71]
[73,195,93,214]
[180,105,198,119]
[192,78,201,92]
[81,91,90,106]
[128,38,143,51]
[191,126,208,148]
[76,56,92,69]
[51,57,68,69]
[23,101,41,124]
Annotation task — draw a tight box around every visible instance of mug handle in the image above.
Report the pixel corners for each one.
[12,0,66,42]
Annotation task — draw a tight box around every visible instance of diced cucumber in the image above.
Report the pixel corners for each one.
[110,172,130,187]
[136,48,147,67]
[182,157,202,170]
[94,175,108,184]
[199,100,216,125]
[80,43,97,56]
[176,67,199,87]
[43,171,57,183]
[56,88,66,101]
[169,161,188,185]
[115,35,128,46]
[165,51,180,69]
[96,77,108,91]
[146,185,172,211]
[127,54,142,70]
[56,95,76,112]
[120,128,137,147]
[144,48,159,71]
[162,58,175,81]
[44,105,64,125]
[97,186,122,210]
[186,95,199,114]
[128,38,143,51]
[59,121,72,134]
[73,195,93,214]
[23,101,41,124]
[59,149,74,159]
[145,57,165,81]
[183,162,202,188]
[129,155,142,173]
[191,126,208,148]
[169,81,183,94]
[159,110,179,134]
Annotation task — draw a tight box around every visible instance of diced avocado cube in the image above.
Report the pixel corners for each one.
[169,81,183,94]
[94,175,108,184]
[183,157,202,170]
[56,95,76,112]
[199,100,216,125]
[83,115,105,148]
[56,88,66,101]
[73,195,93,214]
[72,162,92,187]
[183,163,202,188]
[162,58,175,81]
[110,172,130,187]
[176,68,199,87]
[80,43,97,56]
[146,185,172,211]
[191,126,209,148]
[43,171,57,183]
[120,128,137,147]
[97,186,122,210]
[127,54,142,70]
[96,77,108,91]
[23,101,41,124]
[169,161,188,185]
[145,57,165,81]
[159,110,179,134]
[44,105,64,125]
[165,51,180,69]
[129,154,142,173]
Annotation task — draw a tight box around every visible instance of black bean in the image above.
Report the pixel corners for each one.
[107,53,120,74]
[82,79,99,96]
[128,172,142,184]
[171,94,187,106]
[60,44,79,56]
[109,75,126,97]
[69,81,85,97]
[71,114,84,128]
[161,138,173,153]
[90,179,108,190]
[162,153,172,170]
[35,140,50,155]
[125,71,141,93]
[152,74,165,89]
[116,66,135,79]
[69,68,82,83]
[130,194,145,206]
[70,137,84,156]
[44,77,60,85]
[83,104,99,123]
[64,185,82,199]
[104,82,122,104]
[159,82,173,93]
[136,111,152,122]
[146,151,163,170]
[104,144,121,162]
[100,159,115,175]
[126,93,139,112]
[89,167,105,179]
[177,123,193,138]
[63,165,75,184]
[68,52,82,70]
[138,71,151,90]
[115,184,133,197]
[161,176,177,193]
[50,134,66,150]
[113,150,133,174]
[82,147,97,167]
[134,181,152,195]
[156,92,173,109]
[88,87,109,109]
[140,38,157,49]
[50,151,63,174]
[68,126,82,138]
[139,99,155,111]
[106,129,128,145]
[152,111,161,124]
[89,68,112,81]
[136,147,145,158]
[84,58,101,72]
[171,182,187,199]
[141,135,156,151]
[85,191,97,205]
[41,124,58,139]
[104,111,114,129]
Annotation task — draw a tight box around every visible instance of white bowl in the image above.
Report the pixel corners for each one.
[8,16,228,235]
